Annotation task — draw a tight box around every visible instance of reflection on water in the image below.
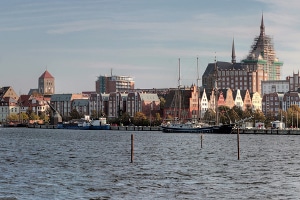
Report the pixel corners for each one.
[0,128,300,199]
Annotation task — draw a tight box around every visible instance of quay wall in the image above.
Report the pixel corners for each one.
[110,126,161,131]
[232,128,300,135]
[27,124,162,131]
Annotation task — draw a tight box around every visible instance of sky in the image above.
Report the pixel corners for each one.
[1,0,300,94]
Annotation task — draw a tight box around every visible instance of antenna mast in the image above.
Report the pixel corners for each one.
[197,57,201,120]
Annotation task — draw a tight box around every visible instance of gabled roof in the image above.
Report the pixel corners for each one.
[39,70,54,79]
[18,95,31,107]
[1,96,18,104]
[139,93,159,101]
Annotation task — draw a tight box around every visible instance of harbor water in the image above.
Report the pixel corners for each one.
[0,128,300,199]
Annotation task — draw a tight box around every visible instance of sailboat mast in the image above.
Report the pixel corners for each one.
[214,55,219,125]
[178,58,181,120]
[197,57,200,120]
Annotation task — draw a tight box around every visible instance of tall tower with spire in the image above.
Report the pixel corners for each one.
[243,14,283,80]
[231,38,236,64]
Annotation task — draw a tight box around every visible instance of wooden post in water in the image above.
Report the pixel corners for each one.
[131,134,134,163]
[237,128,240,160]
[200,134,203,148]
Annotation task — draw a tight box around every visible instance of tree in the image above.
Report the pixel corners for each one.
[39,111,49,123]
[120,112,131,126]
[152,113,163,126]
[90,110,98,119]
[159,97,166,110]
[287,105,300,128]
[19,112,29,123]
[203,108,216,124]
[133,112,148,126]
[218,106,231,124]
[231,106,243,119]
[29,112,39,120]
[252,109,266,124]
[69,109,82,119]
[7,113,19,122]
[265,111,276,128]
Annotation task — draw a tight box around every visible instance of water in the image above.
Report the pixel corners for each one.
[0,128,300,200]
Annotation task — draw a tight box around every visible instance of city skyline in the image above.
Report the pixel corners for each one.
[1,0,300,94]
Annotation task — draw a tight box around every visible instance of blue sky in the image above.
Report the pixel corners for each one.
[1,0,300,94]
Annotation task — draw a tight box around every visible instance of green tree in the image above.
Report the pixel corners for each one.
[265,111,275,128]
[203,108,216,124]
[69,109,82,119]
[39,111,49,123]
[159,97,166,110]
[90,110,97,119]
[19,112,29,123]
[133,112,148,126]
[7,113,19,122]
[29,112,39,120]
[218,106,231,124]
[120,112,131,126]
[287,105,300,128]
[231,106,243,120]
[253,109,266,124]
[154,112,163,126]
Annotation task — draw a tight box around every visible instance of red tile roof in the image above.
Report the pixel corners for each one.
[39,70,54,79]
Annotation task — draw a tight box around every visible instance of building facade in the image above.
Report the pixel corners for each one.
[96,75,135,94]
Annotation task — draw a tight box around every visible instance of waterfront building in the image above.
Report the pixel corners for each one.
[50,93,88,119]
[224,88,235,109]
[0,97,19,124]
[251,92,262,111]
[233,89,244,109]
[72,99,90,116]
[95,74,135,94]
[0,86,19,100]
[127,92,160,119]
[88,93,107,118]
[163,85,199,121]
[0,86,19,124]
[38,70,55,95]
[108,92,127,119]
[242,90,252,110]
[199,89,209,118]
[262,92,283,116]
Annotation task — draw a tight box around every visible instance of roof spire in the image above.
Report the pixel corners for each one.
[231,38,236,64]
[260,13,265,36]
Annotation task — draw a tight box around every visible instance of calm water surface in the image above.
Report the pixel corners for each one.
[0,128,300,199]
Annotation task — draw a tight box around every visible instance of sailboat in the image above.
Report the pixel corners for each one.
[161,57,234,133]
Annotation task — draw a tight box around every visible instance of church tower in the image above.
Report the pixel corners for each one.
[231,38,236,64]
[243,14,283,80]
[38,70,55,95]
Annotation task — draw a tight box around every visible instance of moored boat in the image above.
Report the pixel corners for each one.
[89,117,111,130]
[161,121,234,133]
